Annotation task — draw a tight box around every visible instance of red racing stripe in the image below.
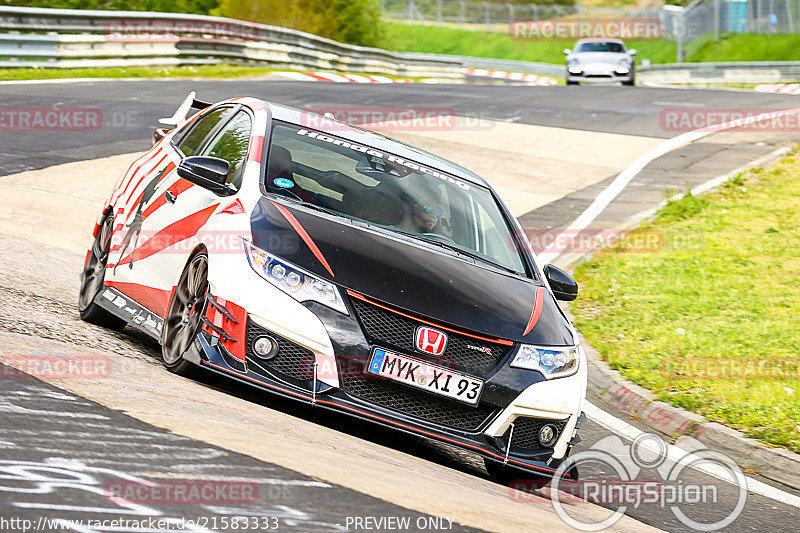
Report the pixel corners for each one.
[247,135,264,162]
[141,177,193,222]
[220,198,245,215]
[120,148,163,198]
[124,152,171,214]
[522,287,546,336]
[106,280,172,317]
[116,203,218,266]
[270,200,334,277]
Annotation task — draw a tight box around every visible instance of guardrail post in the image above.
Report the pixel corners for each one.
[436,0,442,25]
[714,0,720,39]
[459,0,466,25]
[506,2,514,23]
[484,2,490,24]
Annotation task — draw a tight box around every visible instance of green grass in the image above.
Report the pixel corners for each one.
[572,154,800,452]
[0,64,284,81]
[386,22,800,65]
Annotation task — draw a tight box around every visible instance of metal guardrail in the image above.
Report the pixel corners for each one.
[1,5,798,84]
[638,61,800,84]
[0,6,463,78]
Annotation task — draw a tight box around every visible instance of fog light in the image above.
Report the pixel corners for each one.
[539,423,559,447]
[252,335,278,360]
[568,66,582,74]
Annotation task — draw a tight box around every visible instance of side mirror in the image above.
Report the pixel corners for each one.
[177,156,234,196]
[628,49,637,56]
[152,127,171,147]
[543,264,578,302]
[563,48,572,55]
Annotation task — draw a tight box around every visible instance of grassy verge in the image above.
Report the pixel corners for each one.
[386,22,800,65]
[0,64,284,81]
[572,153,800,452]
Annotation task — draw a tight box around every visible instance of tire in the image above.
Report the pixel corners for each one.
[484,458,553,489]
[566,79,579,86]
[78,213,127,330]
[623,78,635,86]
[161,252,209,377]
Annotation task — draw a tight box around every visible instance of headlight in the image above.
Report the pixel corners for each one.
[510,344,580,379]
[616,59,631,74]
[243,239,348,315]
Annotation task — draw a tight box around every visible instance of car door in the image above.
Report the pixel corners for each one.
[107,105,250,316]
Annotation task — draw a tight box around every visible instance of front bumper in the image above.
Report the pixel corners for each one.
[193,259,587,478]
[566,65,634,83]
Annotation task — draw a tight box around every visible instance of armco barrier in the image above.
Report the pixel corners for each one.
[638,61,800,85]
[0,6,462,78]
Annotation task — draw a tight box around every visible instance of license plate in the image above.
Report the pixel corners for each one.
[367,348,484,405]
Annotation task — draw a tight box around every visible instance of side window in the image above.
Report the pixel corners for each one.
[201,111,252,189]
[175,107,232,157]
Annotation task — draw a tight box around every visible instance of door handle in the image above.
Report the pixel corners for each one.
[164,191,177,204]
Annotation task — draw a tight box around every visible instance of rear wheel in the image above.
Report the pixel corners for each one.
[161,253,208,377]
[78,213,126,329]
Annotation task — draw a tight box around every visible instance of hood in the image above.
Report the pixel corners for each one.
[573,52,628,65]
[250,198,574,346]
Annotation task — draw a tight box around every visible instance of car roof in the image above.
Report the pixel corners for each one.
[266,102,491,189]
[575,37,625,44]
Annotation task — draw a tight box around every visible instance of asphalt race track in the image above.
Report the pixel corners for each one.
[1,79,799,532]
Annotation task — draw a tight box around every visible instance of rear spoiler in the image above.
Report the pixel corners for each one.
[159,91,212,127]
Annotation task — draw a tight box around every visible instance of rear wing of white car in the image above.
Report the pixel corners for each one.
[159,91,213,127]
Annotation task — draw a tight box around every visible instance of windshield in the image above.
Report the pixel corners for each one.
[263,123,528,275]
[577,42,624,53]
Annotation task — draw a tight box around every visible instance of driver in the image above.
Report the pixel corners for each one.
[397,182,446,234]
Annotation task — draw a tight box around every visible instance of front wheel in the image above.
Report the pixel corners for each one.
[78,213,126,330]
[566,79,579,86]
[161,253,209,377]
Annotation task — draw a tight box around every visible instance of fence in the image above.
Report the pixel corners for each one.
[381,0,662,30]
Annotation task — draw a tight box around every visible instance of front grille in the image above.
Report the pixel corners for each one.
[341,365,498,431]
[350,297,512,377]
[245,320,314,381]
[504,416,569,453]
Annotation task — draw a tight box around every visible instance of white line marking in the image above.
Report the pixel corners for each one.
[536,106,800,264]
[585,402,800,508]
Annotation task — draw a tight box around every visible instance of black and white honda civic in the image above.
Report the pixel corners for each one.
[79,93,587,482]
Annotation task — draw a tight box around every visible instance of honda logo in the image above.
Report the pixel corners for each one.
[415,326,448,356]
